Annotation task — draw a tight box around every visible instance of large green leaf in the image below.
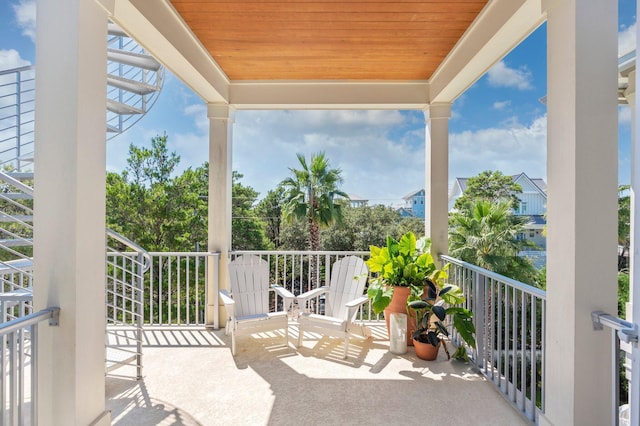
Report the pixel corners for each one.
[367,284,393,315]
[451,310,476,348]
[441,285,465,305]
[398,232,416,256]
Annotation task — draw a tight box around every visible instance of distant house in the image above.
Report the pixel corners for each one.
[400,189,426,219]
[397,206,417,218]
[337,194,368,208]
[347,194,368,208]
[448,173,547,261]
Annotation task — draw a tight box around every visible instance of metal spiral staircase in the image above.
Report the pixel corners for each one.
[0,22,161,378]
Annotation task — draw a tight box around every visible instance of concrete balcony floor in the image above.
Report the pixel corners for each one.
[106,324,529,425]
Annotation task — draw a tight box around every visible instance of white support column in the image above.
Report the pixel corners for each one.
[424,103,451,264]
[33,0,109,424]
[207,103,235,328]
[541,0,618,425]
[630,14,640,422]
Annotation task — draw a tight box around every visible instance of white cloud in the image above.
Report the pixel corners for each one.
[183,103,208,133]
[12,0,36,42]
[108,104,548,207]
[449,115,547,182]
[619,23,636,56]
[493,100,511,110]
[231,110,422,204]
[0,49,30,71]
[487,61,533,90]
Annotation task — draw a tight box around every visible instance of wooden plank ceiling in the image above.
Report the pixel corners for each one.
[169,1,488,81]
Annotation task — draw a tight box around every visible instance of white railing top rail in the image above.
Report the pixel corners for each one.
[441,254,547,299]
[106,227,152,273]
[147,251,220,257]
[0,65,33,76]
[0,306,59,335]
[232,250,369,256]
[592,311,638,345]
[0,287,32,303]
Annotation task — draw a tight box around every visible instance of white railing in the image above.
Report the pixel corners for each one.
[105,229,151,378]
[231,250,380,320]
[591,311,638,426]
[146,252,218,325]
[441,255,546,423]
[0,306,59,426]
[0,66,35,172]
[107,251,219,327]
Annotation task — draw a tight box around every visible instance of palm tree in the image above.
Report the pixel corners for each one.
[449,199,539,374]
[280,152,348,288]
[448,199,538,284]
[281,152,348,251]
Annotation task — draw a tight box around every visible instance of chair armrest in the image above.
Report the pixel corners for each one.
[219,289,236,325]
[272,284,295,311]
[272,284,295,299]
[297,286,328,303]
[345,296,369,309]
[345,296,369,322]
[219,289,235,307]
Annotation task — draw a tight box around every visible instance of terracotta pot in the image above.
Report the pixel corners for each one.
[413,338,440,361]
[383,286,416,346]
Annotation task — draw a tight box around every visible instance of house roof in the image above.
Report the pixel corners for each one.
[451,173,547,198]
[347,194,368,202]
[402,189,425,200]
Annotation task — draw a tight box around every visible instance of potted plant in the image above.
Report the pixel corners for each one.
[366,231,444,343]
[408,280,476,361]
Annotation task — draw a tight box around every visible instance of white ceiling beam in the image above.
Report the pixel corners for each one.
[429,0,545,104]
[229,81,429,110]
[101,0,229,103]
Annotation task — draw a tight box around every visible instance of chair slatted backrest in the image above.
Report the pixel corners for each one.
[325,256,368,320]
[228,255,271,317]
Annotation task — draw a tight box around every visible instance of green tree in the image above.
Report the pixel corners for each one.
[394,217,425,241]
[454,170,522,211]
[320,204,422,251]
[279,219,309,251]
[255,187,285,248]
[232,171,270,250]
[106,134,194,251]
[619,185,630,270]
[448,199,539,285]
[280,152,348,252]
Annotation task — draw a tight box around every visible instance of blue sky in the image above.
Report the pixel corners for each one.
[0,0,635,206]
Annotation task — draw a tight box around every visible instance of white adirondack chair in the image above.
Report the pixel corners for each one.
[296,256,371,359]
[220,255,295,355]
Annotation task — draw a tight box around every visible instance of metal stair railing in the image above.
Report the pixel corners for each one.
[105,228,150,380]
[0,171,33,297]
[0,66,35,173]
[0,306,59,426]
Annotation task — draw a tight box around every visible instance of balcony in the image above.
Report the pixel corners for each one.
[1,250,545,424]
[98,250,544,425]
[105,324,529,425]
